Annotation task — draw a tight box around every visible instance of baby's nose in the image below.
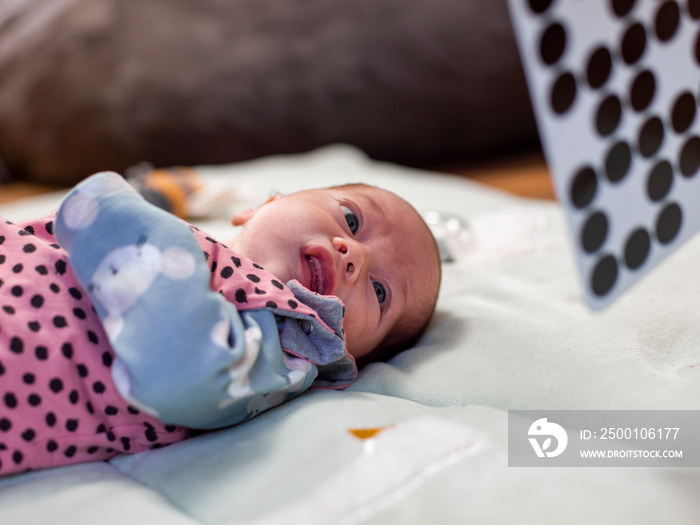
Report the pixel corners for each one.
[332,237,366,280]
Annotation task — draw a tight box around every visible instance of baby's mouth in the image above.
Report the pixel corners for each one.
[305,254,327,295]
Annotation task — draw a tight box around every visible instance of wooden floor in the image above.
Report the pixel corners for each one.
[0,149,556,205]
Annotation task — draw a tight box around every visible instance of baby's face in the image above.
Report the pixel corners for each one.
[227,184,440,360]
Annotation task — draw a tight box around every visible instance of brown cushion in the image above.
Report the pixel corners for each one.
[0,0,537,184]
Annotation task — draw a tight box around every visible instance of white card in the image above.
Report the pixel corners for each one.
[507,0,700,308]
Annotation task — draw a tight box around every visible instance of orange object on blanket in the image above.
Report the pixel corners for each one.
[134,167,204,219]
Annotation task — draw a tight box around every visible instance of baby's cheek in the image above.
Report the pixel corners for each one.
[341,308,378,360]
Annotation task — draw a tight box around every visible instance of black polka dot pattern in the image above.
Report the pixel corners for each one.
[1,203,333,475]
[513,0,700,302]
[0,215,190,475]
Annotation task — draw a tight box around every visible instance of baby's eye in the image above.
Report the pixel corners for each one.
[341,205,359,235]
[373,281,387,305]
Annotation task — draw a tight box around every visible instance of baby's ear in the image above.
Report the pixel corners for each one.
[231,194,282,226]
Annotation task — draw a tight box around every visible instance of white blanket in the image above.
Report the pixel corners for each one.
[1,146,700,524]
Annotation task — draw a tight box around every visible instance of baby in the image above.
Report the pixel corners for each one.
[0,172,440,476]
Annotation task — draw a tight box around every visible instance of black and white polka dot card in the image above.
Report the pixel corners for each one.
[507,0,700,308]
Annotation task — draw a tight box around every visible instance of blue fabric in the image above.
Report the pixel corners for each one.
[53,172,353,429]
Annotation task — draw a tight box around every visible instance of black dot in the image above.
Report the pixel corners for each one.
[288,299,298,309]
[55,260,67,275]
[49,378,64,393]
[611,0,636,17]
[629,70,656,112]
[121,437,131,451]
[655,1,680,42]
[45,412,56,427]
[28,394,41,406]
[49,283,60,293]
[145,428,158,442]
[647,160,674,201]
[22,373,35,384]
[266,301,278,309]
[591,254,619,296]
[77,364,88,377]
[587,46,612,89]
[605,141,632,182]
[46,440,58,452]
[231,256,241,267]
[21,225,34,235]
[679,136,700,176]
[11,285,23,297]
[21,429,35,442]
[581,211,609,254]
[624,228,651,269]
[87,331,99,345]
[550,72,577,115]
[30,295,44,308]
[105,406,118,416]
[93,381,106,394]
[671,92,696,133]
[690,0,700,18]
[621,22,646,64]
[23,243,36,254]
[53,316,67,328]
[102,352,113,367]
[210,261,217,274]
[127,406,140,415]
[73,308,86,320]
[0,418,11,431]
[656,202,682,244]
[66,419,79,432]
[4,393,17,409]
[69,390,79,404]
[12,264,23,274]
[35,346,48,360]
[271,280,284,289]
[25,320,38,332]
[87,446,99,454]
[12,450,23,465]
[35,265,48,275]
[638,116,664,158]
[528,0,554,14]
[45,221,54,235]
[64,446,77,458]
[246,274,261,283]
[540,22,567,66]
[220,266,234,279]
[235,289,247,303]
[10,337,23,354]
[61,342,73,359]
[69,287,83,300]
[2,305,15,314]
[595,94,622,136]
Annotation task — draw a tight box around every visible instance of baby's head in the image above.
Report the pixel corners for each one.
[227,183,441,364]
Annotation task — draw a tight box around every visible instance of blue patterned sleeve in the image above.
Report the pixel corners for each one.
[54,172,318,429]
